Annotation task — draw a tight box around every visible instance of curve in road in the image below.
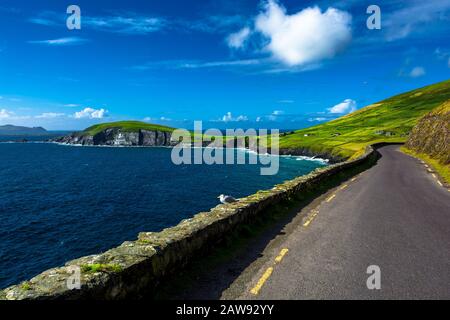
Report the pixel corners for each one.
[233,145,450,299]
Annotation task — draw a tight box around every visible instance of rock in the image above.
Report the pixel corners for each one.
[53,129,174,147]
[140,130,157,146]
[405,101,450,165]
[278,147,343,163]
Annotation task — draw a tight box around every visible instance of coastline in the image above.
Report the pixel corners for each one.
[0,139,331,164]
[0,145,376,299]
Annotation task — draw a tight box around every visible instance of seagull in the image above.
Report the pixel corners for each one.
[218,194,238,204]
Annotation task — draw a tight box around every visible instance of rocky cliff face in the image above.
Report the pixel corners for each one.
[405,101,450,165]
[54,128,174,147]
[278,147,344,163]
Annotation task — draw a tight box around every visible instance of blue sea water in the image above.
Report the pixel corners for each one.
[0,141,326,289]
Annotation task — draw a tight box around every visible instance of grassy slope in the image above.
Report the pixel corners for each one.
[82,121,175,136]
[279,79,450,159]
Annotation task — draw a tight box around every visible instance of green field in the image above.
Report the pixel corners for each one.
[279,79,450,159]
[82,121,175,136]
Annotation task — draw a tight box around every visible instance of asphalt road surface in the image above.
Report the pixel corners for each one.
[230,145,450,299]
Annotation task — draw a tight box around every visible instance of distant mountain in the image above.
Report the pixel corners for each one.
[0,125,49,136]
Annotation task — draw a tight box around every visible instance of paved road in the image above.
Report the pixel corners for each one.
[231,145,450,299]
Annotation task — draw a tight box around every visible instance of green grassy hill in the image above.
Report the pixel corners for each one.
[279,79,450,159]
[82,121,175,136]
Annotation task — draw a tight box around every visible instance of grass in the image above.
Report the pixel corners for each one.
[401,146,450,185]
[82,121,175,136]
[20,282,32,291]
[80,263,123,274]
[279,79,450,159]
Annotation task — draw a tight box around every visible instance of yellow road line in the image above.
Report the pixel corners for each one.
[303,210,318,227]
[326,194,336,202]
[432,173,437,179]
[339,184,348,190]
[437,180,443,187]
[303,215,313,227]
[275,249,289,263]
[351,177,357,182]
[250,267,274,295]
[303,218,312,227]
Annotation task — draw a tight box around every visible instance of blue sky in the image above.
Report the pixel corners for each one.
[0,0,449,130]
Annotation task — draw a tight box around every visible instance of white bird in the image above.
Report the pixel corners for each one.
[218,194,238,204]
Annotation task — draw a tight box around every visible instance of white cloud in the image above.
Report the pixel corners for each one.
[74,108,107,119]
[433,48,450,68]
[328,99,357,114]
[0,109,31,121]
[253,1,352,66]
[409,66,426,78]
[83,16,165,34]
[434,47,449,60]
[131,59,262,71]
[384,1,450,41]
[0,109,13,119]
[30,11,166,35]
[220,112,248,122]
[29,17,57,26]
[35,112,65,119]
[265,110,286,121]
[308,117,327,122]
[256,116,262,122]
[64,104,80,108]
[227,27,251,49]
[28,37,88,46]
[144,116,172,122]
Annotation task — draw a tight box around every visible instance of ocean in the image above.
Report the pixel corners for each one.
[0,141,327,289]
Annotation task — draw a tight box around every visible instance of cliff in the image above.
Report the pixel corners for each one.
[405,100,450,165]
[53,121,175,147]
[54,128,174,147]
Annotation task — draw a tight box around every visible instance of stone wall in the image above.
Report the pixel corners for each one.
[0,146,378,300]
